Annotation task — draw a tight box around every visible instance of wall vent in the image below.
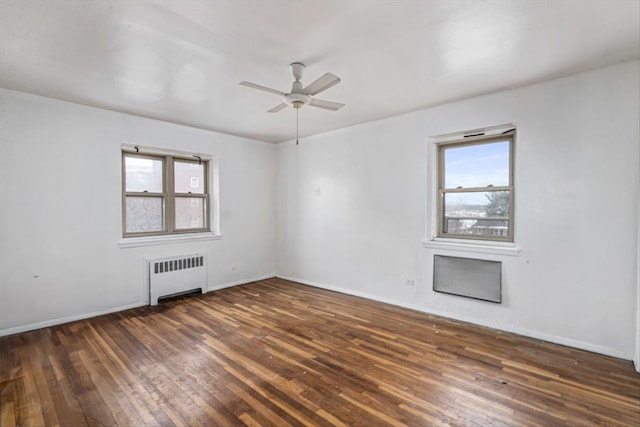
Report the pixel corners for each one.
[147,254,207,305]
[433,255,501,303]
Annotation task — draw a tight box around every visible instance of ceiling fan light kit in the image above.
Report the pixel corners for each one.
[284,92,311,109]
[239,62,345,145]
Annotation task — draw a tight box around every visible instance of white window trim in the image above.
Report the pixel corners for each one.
[119,232,222,249]
[424,123,521,256]
[119,143,222,248]
[422,239,521,256]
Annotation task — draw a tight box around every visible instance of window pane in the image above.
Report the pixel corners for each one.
[443,191,509,236]
[125,196,164,233]
[175,197,206,229]
[174,161,205,194]
[125,156,163,192]
[445,218,509,237]
[444,140,510,189]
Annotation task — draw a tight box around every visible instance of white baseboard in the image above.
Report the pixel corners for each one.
[206,273,276,292]
[276,274,632,361]
[3,272,631,363]
[0,273,277,338]
[0,301,146,338]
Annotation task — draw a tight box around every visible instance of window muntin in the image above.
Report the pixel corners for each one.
[438,135,514,241]
[122,152,210,237]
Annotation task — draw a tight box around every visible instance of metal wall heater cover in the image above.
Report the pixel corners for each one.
[147,254,207,306]
[433,255,502,303]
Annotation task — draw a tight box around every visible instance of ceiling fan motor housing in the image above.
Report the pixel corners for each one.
[284,92,311,109]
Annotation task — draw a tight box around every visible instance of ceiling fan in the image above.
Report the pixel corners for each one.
[239,62,345,113]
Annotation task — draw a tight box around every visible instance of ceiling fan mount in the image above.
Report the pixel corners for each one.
[290,62,305,81]
[239,62,345,113]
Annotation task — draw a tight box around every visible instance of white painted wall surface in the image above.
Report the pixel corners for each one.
[0,89,276,336]
[1,61,638,367]
[637,124,640,372]
[276,61,640,361]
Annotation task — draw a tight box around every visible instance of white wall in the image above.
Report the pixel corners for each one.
[636,127,640,371]
[1,62,638,367]
[0,88,277,336]
[276,61,640,361]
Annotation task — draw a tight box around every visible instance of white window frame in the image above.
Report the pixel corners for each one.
[438,134,514,242]
[119,144,221,248]
[423,124,521,256]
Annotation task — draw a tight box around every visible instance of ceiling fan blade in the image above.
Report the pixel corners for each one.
[267,103,288,113]
[309,98,345,111]
[239,81,286,96]
[302,73,341,95]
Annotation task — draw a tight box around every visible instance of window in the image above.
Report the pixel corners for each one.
[122,150,210,237]
[437,132,514,242]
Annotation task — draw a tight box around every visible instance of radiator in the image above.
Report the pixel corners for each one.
[147,254,207,305]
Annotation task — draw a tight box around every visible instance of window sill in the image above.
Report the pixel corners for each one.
[422,238,521,256]
[119,232,222,249]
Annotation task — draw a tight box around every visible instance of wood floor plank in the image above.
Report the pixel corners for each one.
[1,277,639,426]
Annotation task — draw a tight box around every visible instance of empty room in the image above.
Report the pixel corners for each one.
[1,0,639,425]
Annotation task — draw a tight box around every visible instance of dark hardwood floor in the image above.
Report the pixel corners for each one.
[1,277,639,426]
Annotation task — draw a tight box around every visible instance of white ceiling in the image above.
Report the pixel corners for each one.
[0,1,638,143]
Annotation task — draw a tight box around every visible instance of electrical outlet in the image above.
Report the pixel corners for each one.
[405,279,414,287]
